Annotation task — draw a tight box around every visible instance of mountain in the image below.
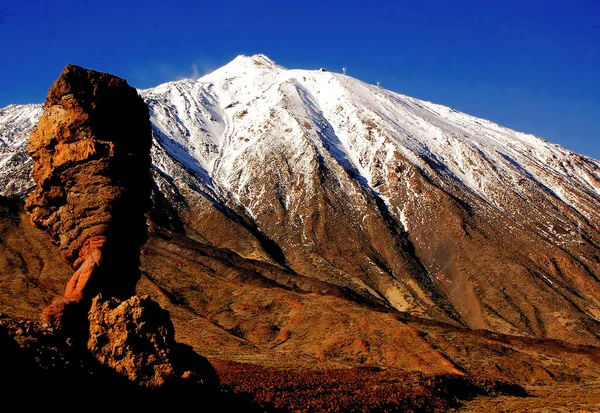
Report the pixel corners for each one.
[2,55,600,411]
[143,54,600,342]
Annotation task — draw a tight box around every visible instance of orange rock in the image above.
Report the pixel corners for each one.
[87,294,219,389]
[25,65,152,323]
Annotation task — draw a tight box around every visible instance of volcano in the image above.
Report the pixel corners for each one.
[1,55,600,412]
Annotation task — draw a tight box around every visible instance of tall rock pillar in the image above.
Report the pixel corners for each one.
[25,65,152,323]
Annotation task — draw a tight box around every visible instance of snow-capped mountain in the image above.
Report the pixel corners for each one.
[2,54,600,345]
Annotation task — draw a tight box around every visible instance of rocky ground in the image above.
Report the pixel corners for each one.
[456,382,600,413]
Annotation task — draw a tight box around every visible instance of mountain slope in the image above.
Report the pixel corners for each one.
[144,54,600,345]
[2,55,600,349]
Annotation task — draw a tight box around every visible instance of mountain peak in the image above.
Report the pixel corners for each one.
[247,54,278,66]
[200,54,283,82]
[4,61,600,410]
[228,53,282,70]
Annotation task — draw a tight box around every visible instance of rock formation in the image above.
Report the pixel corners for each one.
[88,294,218,389]
[8,65,222,399]
[24,64,152,322]
[0,311,220,408]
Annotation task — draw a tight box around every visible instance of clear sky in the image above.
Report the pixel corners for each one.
[1,0,599,158]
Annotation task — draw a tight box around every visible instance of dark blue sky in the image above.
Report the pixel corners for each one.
[1,0,599,158]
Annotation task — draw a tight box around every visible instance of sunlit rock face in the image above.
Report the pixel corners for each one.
[24,64,152,322]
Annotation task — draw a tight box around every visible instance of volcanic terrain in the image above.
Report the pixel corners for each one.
[1,55,600,412]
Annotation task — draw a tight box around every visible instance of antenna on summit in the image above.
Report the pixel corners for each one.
[377,81,381,88]
[342,67,347,75]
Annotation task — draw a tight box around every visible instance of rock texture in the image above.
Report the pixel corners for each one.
[1,66,223,403]
[24,65,152,321]
[88,294,217,389]
[0,196,71,318]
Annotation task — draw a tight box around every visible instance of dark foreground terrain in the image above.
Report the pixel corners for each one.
[0,314,522,412]
[3,312,598,412]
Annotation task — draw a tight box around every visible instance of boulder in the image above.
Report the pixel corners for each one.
[88,294,219,390]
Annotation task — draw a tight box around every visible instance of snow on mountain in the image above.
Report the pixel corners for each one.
[140,54,600,233]
[4,54,599,215]
[3,54,600,264]
[3,55,600,343]
[0,104,43,196]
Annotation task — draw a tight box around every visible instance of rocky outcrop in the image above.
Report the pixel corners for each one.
[0,312,220,408]
[24,64,152,322]
[88,294,218,389]
[0,196,72,319]
[4,65,222,401]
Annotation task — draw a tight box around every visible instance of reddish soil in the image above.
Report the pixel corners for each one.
[212,360,523,413]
